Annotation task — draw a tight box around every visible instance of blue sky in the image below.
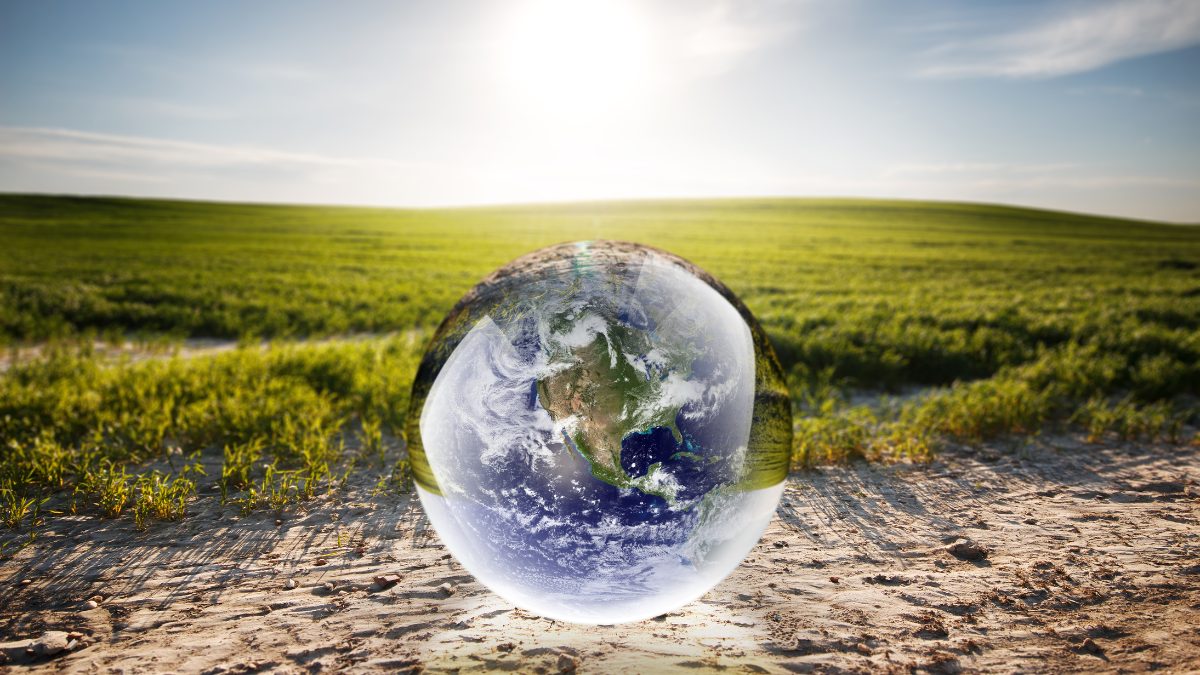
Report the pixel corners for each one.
[1,0,1198,221]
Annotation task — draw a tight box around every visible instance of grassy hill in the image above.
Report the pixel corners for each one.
[0,194,1197,535]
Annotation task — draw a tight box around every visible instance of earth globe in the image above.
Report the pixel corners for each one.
[406,241,791,624]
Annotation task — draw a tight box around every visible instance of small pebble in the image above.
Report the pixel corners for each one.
[946,538,989,561]
[557,653,578,673]
[284,579,298,590]
[31,631,71,657]
[374,574,402,589]
[84,600,99,609]
[437,582,457,597]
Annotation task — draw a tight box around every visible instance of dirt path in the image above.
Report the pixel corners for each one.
[2,436,1198,674]
[0,331,421,373]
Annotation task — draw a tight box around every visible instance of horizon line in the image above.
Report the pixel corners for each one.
[0,189,1194,227]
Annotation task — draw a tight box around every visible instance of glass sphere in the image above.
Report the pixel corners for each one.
[407,241,791,624]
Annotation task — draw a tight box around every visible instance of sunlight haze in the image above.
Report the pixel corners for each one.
[1,0,1198,221]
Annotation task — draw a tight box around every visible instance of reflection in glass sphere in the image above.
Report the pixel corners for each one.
[407,241,791,624]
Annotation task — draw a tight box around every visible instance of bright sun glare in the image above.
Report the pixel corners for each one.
[500,0,651,120]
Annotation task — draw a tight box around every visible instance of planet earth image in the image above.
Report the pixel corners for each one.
[406,240,792,624]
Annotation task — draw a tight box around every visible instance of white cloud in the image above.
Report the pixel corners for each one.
[884,162,1081,177]
[0,126,406,171]
[882,160,1200,193]
[0,126,474,207]
[658,0,801,77]
[686,2,792,58]
[2,126,1196,222]
[44,164,172,184]
[919,0,1200,79]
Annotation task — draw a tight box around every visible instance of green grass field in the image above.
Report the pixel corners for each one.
[1,194,1197,540]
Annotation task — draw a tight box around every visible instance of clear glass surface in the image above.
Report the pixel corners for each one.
[407,241,791,624]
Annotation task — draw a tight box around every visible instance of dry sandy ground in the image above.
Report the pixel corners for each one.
[1,436,1198,674]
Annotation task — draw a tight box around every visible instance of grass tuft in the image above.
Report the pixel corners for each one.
[0,195,1196,532]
